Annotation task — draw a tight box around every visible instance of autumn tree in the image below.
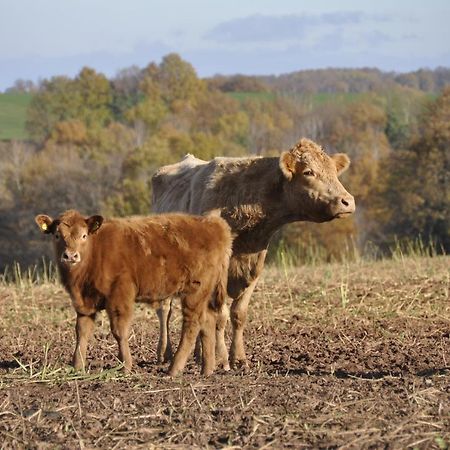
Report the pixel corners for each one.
[73,67,112,128]
[378,88,450,251]
[26,76,79,143]
[157,53,205,107]
[26,68,112,144]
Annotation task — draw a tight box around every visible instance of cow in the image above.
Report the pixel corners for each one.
[35,209,232,376]
[151,138,355,369]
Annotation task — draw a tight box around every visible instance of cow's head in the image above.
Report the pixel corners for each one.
[35,210,103,267]
[279,138,355,222]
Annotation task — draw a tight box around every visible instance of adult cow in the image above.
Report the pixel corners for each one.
[152,138,355,369]
[35,209,232,376]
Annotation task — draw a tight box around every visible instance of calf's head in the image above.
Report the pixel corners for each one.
[35,210,103,267]
[279,138,355,222]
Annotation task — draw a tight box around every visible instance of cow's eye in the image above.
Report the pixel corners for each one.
[82,234,87,240]
[55,233,60,240]
[303,170,314,177]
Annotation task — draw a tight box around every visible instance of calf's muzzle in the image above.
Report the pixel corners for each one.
[62,249,81,265]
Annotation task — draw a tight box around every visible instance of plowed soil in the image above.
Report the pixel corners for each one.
[1,256,449,449]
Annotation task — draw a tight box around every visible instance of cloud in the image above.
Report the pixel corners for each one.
[205,12,390,44]
[312,29,347,52]
[362,30,394,47]
[185,46,450,78]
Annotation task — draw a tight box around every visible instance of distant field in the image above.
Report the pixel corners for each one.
[0,93,32,140]
[227,90,373,106]
[227,91,276,102]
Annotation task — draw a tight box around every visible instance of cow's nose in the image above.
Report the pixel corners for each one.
[341,195,355,212]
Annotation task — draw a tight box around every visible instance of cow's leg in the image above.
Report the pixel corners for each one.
[72,312,96,371]
[199,306,217,376]
[215,302,230,370]
[168,295,202,376]
[156,298,173,363]
[229,277,259,368]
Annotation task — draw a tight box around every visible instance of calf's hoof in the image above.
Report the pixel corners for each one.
[72,360,86,372]
[201,367,214,376]
[167,367,181,377]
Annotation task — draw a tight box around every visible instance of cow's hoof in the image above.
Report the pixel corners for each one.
[231,358,249,370]
[216,358,230,371]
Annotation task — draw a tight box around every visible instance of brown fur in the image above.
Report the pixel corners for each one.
[35,210,232,376]
[152,138,355,367]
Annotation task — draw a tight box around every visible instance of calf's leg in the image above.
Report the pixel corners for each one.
[193,301,229,371]
[169,295,203,377]
[73,312,96,371]
[156,298,173,363]
[194,335,202,366]
[108,306,133,372]
[107,281,136,372]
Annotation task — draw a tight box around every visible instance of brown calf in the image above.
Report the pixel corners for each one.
[35,210,232,376]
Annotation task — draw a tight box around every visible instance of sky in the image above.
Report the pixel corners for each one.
[0,0,449,90]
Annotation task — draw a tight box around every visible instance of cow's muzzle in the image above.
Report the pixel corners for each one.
[333,193,355,218]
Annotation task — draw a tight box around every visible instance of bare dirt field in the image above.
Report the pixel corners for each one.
[1,256,449,449]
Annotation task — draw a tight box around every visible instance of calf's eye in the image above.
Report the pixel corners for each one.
[82,234,87,240]
[303,170,314,177]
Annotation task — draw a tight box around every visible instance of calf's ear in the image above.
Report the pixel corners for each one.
[279,152,297,180]
[86,215,104,234]
[35,214,55,234]
[332,153,350,175]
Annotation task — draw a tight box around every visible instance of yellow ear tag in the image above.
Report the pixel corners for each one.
[41,223,48,231]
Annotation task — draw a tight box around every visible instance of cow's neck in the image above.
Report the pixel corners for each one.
[218,157,298,254]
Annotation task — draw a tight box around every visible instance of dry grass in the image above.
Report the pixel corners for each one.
[0,256,449,448]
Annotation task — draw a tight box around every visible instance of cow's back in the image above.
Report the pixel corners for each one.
[152,154,209,214]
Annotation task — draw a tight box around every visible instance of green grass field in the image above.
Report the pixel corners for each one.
[0,93,32,141]
[226,90,375,107]
[227,91,276,102]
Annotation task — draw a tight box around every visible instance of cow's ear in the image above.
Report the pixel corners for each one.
[332,153,350,175]
[279,151,297,180]
[86,215,104,234]
[35,214,55,234]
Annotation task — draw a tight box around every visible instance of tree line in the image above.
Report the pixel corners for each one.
[0,54,448,269]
